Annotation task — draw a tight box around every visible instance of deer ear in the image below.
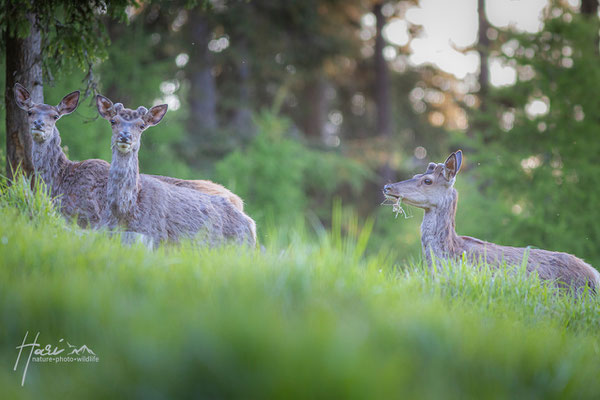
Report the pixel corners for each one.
[57,91,80,115]
[454,150,463,172]
[14,83,32,110]
[96,95,115,119]
[444,150,462,181]
[143,104,168,127]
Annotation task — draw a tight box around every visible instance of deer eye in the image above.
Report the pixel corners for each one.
[53,115,59,120]
[424,178,433,185]
[139,124,146,130]
[110,119,116,125]
[27,111,33,116]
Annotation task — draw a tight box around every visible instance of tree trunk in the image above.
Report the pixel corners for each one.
[5,13,43,180]
[581,0,599,15]
[373,2,391,138]
[373,2,393,183]
[477,0,490,113]
[303,75,327,138]
[231,39,255,140]
[581,0,599,55]
[186,10,218,143]
[473,0,492,144]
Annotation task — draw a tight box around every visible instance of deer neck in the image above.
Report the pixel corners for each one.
[108,148,140,221]
[31,127,69,191]
[421,188,462,262]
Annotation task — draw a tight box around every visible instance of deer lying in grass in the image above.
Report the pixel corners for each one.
[96,95,256,247]
[14,83,245,229]
[383,150,600,294]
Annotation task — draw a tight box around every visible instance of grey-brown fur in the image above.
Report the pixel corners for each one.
[14,83,109,226]
[383,150,600,294]
[97,95,256,247]
[14,84,248,231]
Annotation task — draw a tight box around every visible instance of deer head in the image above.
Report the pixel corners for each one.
[383,150,463,210]
[96,94,168,154]
[14,83,80,143]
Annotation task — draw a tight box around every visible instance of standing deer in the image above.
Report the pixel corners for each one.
[383,150,600,294]
[96,95,256,247]
[13,83,245,228]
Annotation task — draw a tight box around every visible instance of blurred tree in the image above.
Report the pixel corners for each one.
[229,36,254,138]
[0,0,130,179]
[221,1,255,139]
[467,2,600,265]
[465,0,494,143]
[185,7,218,143]
[373,2,392,140]
[302,75,328,138]
[477,0,490,114]
[580,0,599,53]
[249,0,364,143]
[373,1,394,183]
[581,0,599,18]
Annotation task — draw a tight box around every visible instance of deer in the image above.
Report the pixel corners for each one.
[13,83,246,229]
[96,95,256,248]
[383,150,600,294]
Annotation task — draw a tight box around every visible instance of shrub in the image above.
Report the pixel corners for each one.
[215,110,371,228]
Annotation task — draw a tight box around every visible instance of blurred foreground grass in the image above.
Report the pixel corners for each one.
[0,176,599,399]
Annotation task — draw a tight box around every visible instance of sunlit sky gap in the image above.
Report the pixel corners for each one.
[159,1,577,115]
[381,0,552,85]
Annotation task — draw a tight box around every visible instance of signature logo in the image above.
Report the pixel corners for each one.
[14,331,99,386]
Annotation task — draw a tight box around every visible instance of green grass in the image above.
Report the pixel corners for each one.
[0,176,599,399]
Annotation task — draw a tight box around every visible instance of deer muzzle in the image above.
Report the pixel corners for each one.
[31,128,46,141]
[116,132,133,153]
[383,183,401,199]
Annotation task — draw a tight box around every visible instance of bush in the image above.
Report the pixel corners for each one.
[215,110,371,228]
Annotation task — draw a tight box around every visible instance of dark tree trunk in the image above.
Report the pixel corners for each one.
[5,13,43,179]
[581,0,599,15]
[303,75,327,138]
[373,2,393,183]
[373,2,391,138]
[231,39,254,140]
[473,0,493,144]
[477,0,490,113]
[581,0,599,54]
[186,10,218,142]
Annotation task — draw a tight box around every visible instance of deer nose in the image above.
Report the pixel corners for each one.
[34,119,44,128]
[384,184,391,193]
[118,132,132,142]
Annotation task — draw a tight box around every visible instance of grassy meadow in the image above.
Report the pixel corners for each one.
[0,176,599,399]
